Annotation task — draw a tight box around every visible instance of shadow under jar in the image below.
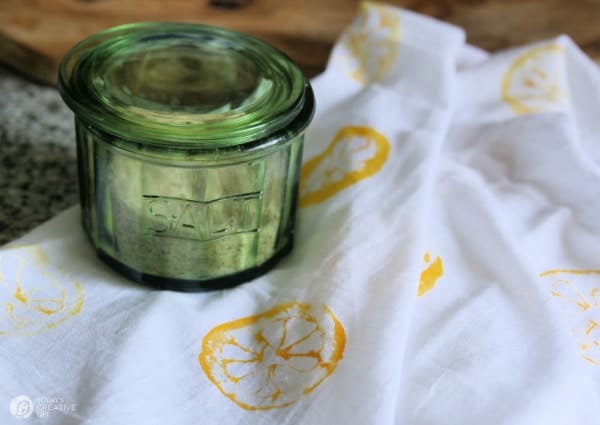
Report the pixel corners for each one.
[58,23,314,291]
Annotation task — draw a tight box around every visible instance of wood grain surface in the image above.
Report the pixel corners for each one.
[1,0,600,85]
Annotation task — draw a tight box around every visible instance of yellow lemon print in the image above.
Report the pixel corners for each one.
[343,2,401,83]
[299,126,390,207]
[0,245,84,336]
[540,269,600,365]
[199,302,346,410]
[581,319,600,365]
[418,251,444,296]
[501,44,568,114]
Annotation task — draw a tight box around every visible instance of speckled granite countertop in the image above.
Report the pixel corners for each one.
[0,67,79,245]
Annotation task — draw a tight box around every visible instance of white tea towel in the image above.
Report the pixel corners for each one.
[1,3,600,424]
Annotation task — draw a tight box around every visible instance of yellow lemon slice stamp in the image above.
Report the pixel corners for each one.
[0,245,84,336]
[199,302,346,410]
[581,319,600,365]
[501,44,568,114]
[342,2,401,83]
[540,269,600,315]
[300,126,390,207]
[540,269,600,366]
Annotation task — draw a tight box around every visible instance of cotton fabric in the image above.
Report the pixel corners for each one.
[2,4,600,424]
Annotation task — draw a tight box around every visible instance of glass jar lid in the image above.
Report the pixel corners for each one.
[59,22,313,149]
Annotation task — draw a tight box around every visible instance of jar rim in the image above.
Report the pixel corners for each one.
[58,22,314,149]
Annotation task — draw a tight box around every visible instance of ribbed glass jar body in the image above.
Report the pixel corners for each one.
[59,23,314,290]
[75,121,304,290]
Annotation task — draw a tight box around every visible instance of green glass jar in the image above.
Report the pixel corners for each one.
[58,22,314,291]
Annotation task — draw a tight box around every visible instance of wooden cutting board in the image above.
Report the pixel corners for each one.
[2,0,600,85]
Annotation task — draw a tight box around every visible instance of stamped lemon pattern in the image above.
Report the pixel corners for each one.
[0,245,84,336]
[581,319,600,365]
[502,44,568,114]
[342,2,401,83]
[199,302,346,410]
[540,269,600,365]
[417,251,444,297]
[299,126,390,207]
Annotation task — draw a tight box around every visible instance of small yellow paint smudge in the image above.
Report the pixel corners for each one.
[14,284,28,304]
[418,252,444,296]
